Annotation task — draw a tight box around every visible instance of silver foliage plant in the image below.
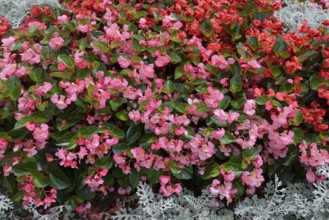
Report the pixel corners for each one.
[113,165,329,220]
[274,0,329,33]
[0,0,63,29]
[0,194,14,219]
[1,201,73,220]
[235,165,329,220]
[112,182,234,220]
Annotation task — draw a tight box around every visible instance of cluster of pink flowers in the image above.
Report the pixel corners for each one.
[159,176,182,197]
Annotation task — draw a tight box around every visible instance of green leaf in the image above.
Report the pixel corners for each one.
[203,163,220,179]
[219,96,231,109]
[46,163,71,190]
[310,75,323,90]
[10,42,23,52]
[294,110,303,124]
[94,157,113,169]
[236,42,249,59]
[100,124,125,139]
[255,96,267,105]
[147,169,161,184]
[78,126,98,137]
[13,162,37,176]
[273,37,290,58]
[128,169,140,188]
[222,162,243,176]
[57,55,75,69]
[29,68,47,83]
[231,97,245,109]
[173,102,188,114]
[163,80,175,94]
[50,71,72,80]
[132,39,141,52]
[174,65,185,79]
[231,22,242,41]
[93,40,110,53]
[76,185,96,200]
[172,166,193,180]
[56,111,83,132]
[230,73,242,93]
[242,148,259,160]
[112,143,129,154]
[220,132,236,145]
[31,170,49,188]
[168,51,182,64]
[200,19,214,38]
[126,124,142,145]
[115,111,128,121]
[78,39,89,51]
[247,36,258,51]
[292,127,303,145]
[7,76,21,101]
[168,161,181,174]
[134,10,148,19]
[110,98,127,111]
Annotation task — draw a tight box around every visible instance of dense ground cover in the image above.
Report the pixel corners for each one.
[0,0,329,218]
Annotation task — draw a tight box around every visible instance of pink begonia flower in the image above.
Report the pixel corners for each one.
[248,60,261,69]
[1,36,16,48]
[128,110,141,122]
[113,154,126,165]
[172,183,182,194]
[35,82,52,96]
[77,24,91,33]
[21,49,40,64]
[57,15,69,24]
[227,112,240,123]
[139,63,155,78]
[49,36,64,50]
[223,170,235,182]
[211,55,228,69]
[160,175,171,185]
[199,142,215,160]
[57,62,67,71]
[210,179,237,203]
[33,124,49,142]
[214,109,228,122]
[44,195,56,209]
[253,155,263,168]
[1,64,17,78]
[45,153,54,162]
[241,168,264,188]
[51,94,68,110]
[118,56,131,68]
[306,169,317,183]
[243,99,256,116]
[220,77,229,87]
[25,121,36,131]
[118,187,132,195]
[3,165,13,176]
[265,101,273,111]
[155,55,170,67]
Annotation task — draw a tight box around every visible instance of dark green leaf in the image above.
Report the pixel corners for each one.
[31,170,49,188]
[128,169,140,187]
[7,76,21,101]
[126,125,142,145]
[77,126,98,137]
[220,132,236,145]
[203,163,220,179]
[46,163,71,190]
[200,19,214,38]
